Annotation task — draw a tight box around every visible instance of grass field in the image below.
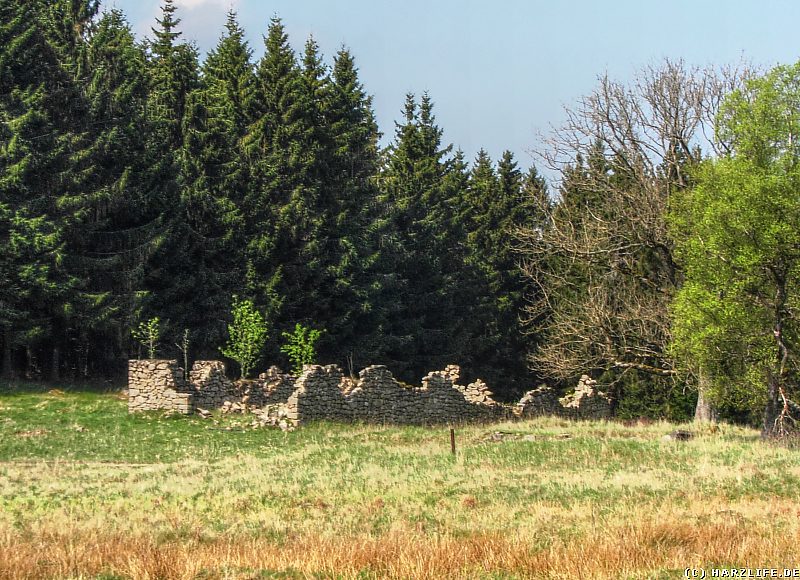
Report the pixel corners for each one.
[1,382,799,579]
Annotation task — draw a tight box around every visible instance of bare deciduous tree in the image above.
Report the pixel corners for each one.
[520,59,753,416]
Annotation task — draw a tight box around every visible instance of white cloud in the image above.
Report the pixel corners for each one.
[174,0,238,9]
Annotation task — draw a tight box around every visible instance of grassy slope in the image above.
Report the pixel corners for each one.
[1,383,799,579]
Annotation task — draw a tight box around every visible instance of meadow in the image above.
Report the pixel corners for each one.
[1,382,799,579]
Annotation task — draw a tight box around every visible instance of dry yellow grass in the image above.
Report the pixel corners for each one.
[1,504,799,579]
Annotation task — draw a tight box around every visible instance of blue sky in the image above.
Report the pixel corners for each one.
[105,0,800,172]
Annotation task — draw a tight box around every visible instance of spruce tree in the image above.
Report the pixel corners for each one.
[243,18,321,361]
[376,93,467,380]
[314,47,383,367]
[0,0,97,377]
[140,0,200,355]
[178,10,252,355]
[62,8,157,375]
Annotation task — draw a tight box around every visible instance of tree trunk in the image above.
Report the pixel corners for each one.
[1,326,12,380]
[25,346,33,379]
[51,346,60,381]
[763,287,791,439]
[693,372,717,423]
[762,372,783,438]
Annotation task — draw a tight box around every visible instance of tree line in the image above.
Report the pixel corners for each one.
[3,1,799,435]
[0,0,545,396]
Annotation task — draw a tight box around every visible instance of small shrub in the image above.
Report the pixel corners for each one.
[281,323,323,375]
[131,317,160,359]
[220,297,268,379]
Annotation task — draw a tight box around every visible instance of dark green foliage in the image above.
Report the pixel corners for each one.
[139,0,202,357]
[73,9,157,375]
[242,17,313,333]
[306,47,383,367]
[459,150,543,393]
[605,370,695,422]
[375,93,465,380]
[0,4,544,403]
[0,0,95,378]
[176,10,250,356]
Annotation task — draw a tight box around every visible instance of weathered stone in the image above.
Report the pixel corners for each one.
[558,375,612,419]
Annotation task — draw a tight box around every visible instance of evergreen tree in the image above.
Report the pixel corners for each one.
[202,10,256,138]
[0,0,96,377]
[242,18,322,359]
[455,150,544,392]
[141,0,200,354]
[314,47,383,367]
[376,93,466,380]
[178,10,252,356]
[243,17,295,320]
[62,8,158,375]
[39,0,99,78]
[147,0,198,145]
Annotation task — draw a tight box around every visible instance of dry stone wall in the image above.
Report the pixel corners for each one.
[190,361,232,408]
[558,375,612,419]
[516,384,562,418]
[128,360,193,414]
[516,376,612,420]
[257,366,300,406]
[128,360,613,424]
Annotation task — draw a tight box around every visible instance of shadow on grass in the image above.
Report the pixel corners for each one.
[0,377,124,396]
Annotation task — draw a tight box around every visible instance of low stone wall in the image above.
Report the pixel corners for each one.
[128,360,613,425]
[516,384,562,418]
[127,360,193,414]
[283,365,508,425]
[516,376,611,420]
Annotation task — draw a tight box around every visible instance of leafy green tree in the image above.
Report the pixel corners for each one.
[220,297,268,379]
[671,62,800,437]
[132,317,161,359]
[281,323,323,375]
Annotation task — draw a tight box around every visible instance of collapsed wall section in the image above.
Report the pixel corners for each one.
[128,359,193,414]
[284,364,508,425]
[190,360,232,409]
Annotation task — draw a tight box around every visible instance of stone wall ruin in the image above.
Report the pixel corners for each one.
[128,360,613,425]
[128,360,194,414]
